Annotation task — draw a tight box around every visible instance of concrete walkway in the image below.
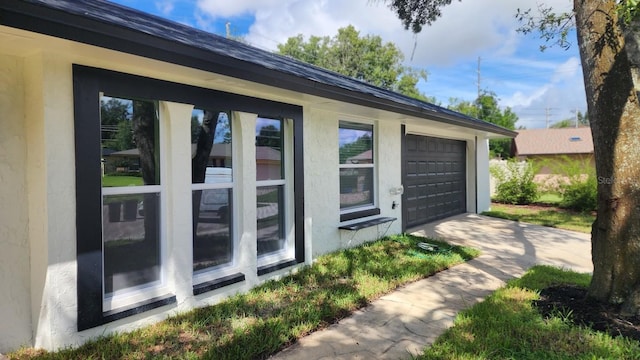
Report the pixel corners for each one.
[271,213,592,360]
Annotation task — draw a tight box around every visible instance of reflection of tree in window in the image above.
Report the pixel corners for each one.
[339,133,372,164]
[101,97,133,151]
[256,124,281,149]
[132,100,160,246]
[191,111,231,234]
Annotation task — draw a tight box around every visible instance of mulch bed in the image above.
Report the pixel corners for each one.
[533,285,640,341]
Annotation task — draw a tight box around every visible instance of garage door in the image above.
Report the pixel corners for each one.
[403,134,467,229]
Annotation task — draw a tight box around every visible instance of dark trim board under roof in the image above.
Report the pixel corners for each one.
[1,0,516,137]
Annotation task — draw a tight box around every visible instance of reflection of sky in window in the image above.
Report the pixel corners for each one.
[192,109,231,143]
[101,95,133,119]
[256,117,280,135]
[339,129,371,147]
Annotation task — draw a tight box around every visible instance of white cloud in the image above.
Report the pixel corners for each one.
[193,0,584,129]
[155,0,175,16]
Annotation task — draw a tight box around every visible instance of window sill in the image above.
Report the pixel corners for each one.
[257,259,299,276]
[99,294,176,328]
[340,208,380,222]
[339,216,396,231]
[193,273,245,296]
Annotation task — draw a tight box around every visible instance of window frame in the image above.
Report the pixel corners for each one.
[98,95,168,312]
[256,117,295,268]
[74,65,305,330]
[338,120,379,221]
[190,109,237,285]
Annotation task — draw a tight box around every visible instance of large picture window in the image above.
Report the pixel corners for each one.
[100,95,164,311]
[339,121,375,211]
[256,118,287,259]
[191,109,234,279]
[75,65,304,330]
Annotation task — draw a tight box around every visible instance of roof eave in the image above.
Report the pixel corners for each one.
[1,1,516,138]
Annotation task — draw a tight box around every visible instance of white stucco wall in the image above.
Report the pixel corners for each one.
[0,26,499,352]
[0,54,32,353]
[303,111,403,258]
[303,108,340,257]
[24,53,78,350]
[476,137,492,212]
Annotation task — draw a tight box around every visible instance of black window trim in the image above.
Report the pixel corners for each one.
[338,120,377,221]
[74,65,305,330]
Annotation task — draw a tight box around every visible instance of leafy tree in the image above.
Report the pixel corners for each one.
[550,110,590,128]
[114,120,134,151]
[100,97,129,126]
[339,134,372,164]
[576,110,589,126]
[549,119,575,128]
[385,0,640,315]
[448,90,518,158]
[277,25,430,99]
[101,97,131,149]
[256,124,282,149]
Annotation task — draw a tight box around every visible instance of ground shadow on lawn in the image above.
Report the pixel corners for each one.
[533,285,640,341]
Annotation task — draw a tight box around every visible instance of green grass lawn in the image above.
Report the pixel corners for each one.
[102,175,143,187]
[417,265,640,360]
[482,203,595,233]
[536,192,563,205]
[10,235,478,360]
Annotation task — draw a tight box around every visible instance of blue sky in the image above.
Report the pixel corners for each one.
[109,0,585,129]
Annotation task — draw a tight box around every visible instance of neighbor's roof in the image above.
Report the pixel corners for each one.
[109,144,280,161]
[513,127,593,156]
[0,0,516,137]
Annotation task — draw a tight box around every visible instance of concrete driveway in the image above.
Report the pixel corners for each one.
[410,213,593,274]
[272,213,593,360]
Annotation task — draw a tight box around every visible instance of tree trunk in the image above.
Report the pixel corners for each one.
[132,100,159,246]
[574,0,640,315]
[191,110,218,232]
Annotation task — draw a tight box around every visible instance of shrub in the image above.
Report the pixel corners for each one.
[560,175,597,211]
[490,159,539,205]
[542,155,597,212]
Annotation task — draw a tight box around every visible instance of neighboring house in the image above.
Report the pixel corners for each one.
[105,143,275,174]
[512,127,594,176]
[0,0,514,352]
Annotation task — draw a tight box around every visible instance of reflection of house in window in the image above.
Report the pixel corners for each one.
[345,149,372,164]
[342,149,373,198]
[256,146,282,180]
[104,144,279,175]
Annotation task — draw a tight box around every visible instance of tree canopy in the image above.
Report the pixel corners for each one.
[277,25,434,101]
[384,0,640,315]
[550,110,589,128]
[448,90,518,158]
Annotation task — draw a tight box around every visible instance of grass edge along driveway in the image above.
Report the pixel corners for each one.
[482,203,595,234]
[11,234,478,360]
[417,265,640,360]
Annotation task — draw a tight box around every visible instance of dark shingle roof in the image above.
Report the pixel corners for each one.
[2,0,515,137]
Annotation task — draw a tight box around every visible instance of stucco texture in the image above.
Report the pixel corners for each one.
[0,54,32,352]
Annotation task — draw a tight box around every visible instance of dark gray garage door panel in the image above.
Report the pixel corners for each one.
[403,135,466,228]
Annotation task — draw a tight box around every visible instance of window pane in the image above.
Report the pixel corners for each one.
[103,193,161,294]
[191,109,233,272]
[339,123,373,165]
[193,189,233,271]
[256,118,283,181]
[100,96,160,186]
[257,185,285,256]
[191,109,232,183]
[340,168,374,209]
